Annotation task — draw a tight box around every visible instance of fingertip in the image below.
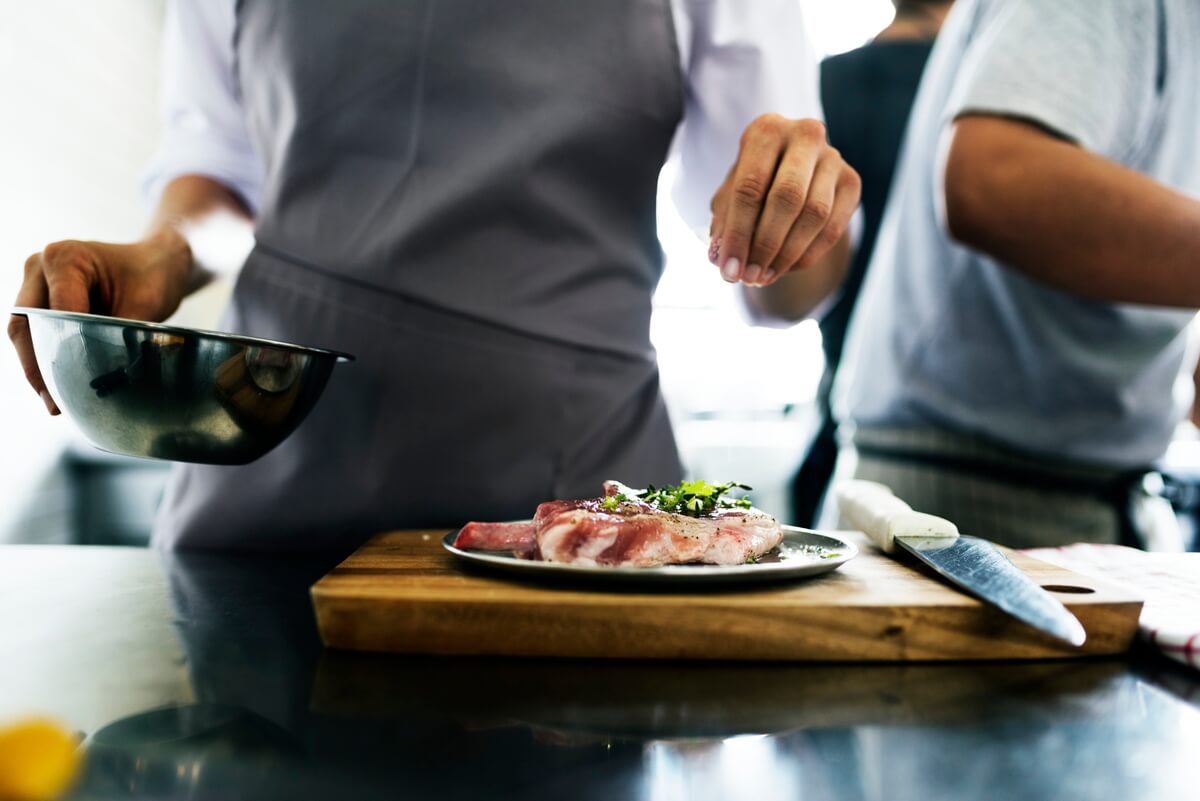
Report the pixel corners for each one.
[721,257,741,283]
[40,390,60,416]
[743,264,763,285]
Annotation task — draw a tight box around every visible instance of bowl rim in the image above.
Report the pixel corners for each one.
[12,306,355,362]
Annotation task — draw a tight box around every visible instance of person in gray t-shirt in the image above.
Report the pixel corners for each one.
[748,0,1200,548]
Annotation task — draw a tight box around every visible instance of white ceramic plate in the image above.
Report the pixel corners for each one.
[441,525,857,586]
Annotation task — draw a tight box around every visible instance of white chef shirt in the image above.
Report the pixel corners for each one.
[143,0,822,234]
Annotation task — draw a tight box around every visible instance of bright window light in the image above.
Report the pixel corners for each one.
[651,1,895,516]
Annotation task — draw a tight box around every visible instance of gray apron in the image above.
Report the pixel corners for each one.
[153,0,685,549]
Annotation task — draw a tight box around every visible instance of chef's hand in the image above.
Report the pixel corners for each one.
[7,225,193,415]
[709,115,860,286]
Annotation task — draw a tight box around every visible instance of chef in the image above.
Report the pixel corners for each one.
[8,1,858,549]
[748,0,1200,549]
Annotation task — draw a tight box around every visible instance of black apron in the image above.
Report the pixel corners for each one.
[154,0,685,549]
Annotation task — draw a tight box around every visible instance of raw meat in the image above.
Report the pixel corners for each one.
[454,481,782,567]
[452,520,537,555]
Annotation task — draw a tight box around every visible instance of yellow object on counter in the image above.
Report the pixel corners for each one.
[0,719,81,801]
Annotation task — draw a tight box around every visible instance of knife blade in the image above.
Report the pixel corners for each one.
[835,479,1087,647]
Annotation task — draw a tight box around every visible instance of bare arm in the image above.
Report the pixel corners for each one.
[148,174,254,273]
[944,115,1200,306]
[738,231,852,326]
[8,175,252,414]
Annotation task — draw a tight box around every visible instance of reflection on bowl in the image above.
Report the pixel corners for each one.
[15,307,354,465]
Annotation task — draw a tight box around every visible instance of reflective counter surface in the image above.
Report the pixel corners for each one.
[2,543,1198,801]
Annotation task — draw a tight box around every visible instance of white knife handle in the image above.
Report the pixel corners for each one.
[834,480,959,553]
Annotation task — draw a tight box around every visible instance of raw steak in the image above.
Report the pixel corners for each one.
[454,481,782,567]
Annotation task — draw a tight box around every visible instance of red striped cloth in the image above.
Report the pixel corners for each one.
[1024,544,1200,670]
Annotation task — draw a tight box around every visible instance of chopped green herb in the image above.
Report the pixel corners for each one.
[637,480,753,518]
[600,492,630,512]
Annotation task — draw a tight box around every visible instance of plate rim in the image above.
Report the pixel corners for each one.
[441,524,858,584]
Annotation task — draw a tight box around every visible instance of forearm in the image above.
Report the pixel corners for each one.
[147,174,252,232]
[145,175,256,291]
[945,116,1200,307]
[740,232,852,326]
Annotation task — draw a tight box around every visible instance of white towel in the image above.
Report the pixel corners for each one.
[1024,544,1200,670]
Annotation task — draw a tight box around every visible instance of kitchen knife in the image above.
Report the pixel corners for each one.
[835,479,1087,647]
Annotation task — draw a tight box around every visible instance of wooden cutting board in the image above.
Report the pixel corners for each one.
[311,530,1143,661]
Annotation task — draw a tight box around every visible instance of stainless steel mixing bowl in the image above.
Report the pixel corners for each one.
[14,307,354,464]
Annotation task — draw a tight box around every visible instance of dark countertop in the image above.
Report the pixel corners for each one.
[3,544,1198,801]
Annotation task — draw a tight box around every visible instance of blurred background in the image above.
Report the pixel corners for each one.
[0,0,961,545]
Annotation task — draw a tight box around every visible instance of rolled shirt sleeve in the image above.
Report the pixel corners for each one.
[944,0,1161,161]
[141,0,264,214]
[669,0,823,234]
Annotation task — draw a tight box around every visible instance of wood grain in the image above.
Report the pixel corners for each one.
[311,530,1143,661]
